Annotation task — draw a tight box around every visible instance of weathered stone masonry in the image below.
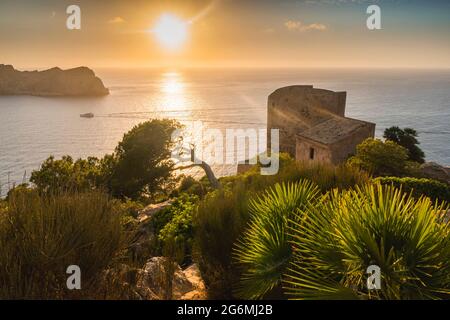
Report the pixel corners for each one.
[267,85,375,165]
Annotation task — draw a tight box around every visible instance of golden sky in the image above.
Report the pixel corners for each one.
[1,0,449,69]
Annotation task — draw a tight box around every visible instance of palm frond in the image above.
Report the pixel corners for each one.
[284,182,450,300]
[233,180,320,299]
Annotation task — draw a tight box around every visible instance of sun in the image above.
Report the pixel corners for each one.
[152,14,189,51]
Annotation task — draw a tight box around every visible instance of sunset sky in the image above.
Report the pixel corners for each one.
[0,0,449,69]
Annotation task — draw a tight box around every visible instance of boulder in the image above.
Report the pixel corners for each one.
[136,257,207,300]
[138,199,173,222]
[419,162,450,184]
[180,264,207,300]
[128,200,174,262]
[99,264,156,300]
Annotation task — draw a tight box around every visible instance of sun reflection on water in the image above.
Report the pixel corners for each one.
[161,72,184,94]
[158,71,194,116]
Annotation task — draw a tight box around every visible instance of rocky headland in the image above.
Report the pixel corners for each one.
[0,64,109,96]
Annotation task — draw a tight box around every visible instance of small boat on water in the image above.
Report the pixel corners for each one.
[80,113,94,118]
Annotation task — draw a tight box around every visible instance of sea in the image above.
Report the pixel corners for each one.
[1,68,449,196]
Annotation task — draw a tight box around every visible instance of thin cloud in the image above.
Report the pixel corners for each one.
[284,20,327,32]
[108,17,126,24]
[304,0,374,3]
[189,0,219,24]
[263,28,276,34]
[303,23,327,31]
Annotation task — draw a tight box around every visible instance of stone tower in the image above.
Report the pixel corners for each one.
[267,85,375,164]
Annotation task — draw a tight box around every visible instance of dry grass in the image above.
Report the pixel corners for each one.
[0,189,126,299]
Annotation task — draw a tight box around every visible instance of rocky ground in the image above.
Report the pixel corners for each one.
[136,258,207,300]
[420,162,450,185]
[103,200,208,300]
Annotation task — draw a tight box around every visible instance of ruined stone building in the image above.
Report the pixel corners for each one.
[267,85,376,165]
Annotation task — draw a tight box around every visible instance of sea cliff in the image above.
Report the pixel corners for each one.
[0,65,109,96]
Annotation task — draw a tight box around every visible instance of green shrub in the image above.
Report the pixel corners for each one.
[147,206,175,237]
[107,119,181,199]
[348,138,411,177]
[193,182,251,299]
[31,119,182,200]
[234,180,320,299]
[115,198,144,229]
[0,189,126,299]
[171,175,207,198]
[30,156,105,194]
[284,183,450,300]
[383,126,425,164]
[375,177,450,203]
[122,199,144,218]
[158,194,198,265]
[142,194,198,266]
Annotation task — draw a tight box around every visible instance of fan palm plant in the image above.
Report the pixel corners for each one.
[234,180,320,299]
[284,183,450,300]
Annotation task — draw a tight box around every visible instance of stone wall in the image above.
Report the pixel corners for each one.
[267,85,347,157]
[296,138,332,163]
[329,121,376,164]
[296,121,375,165]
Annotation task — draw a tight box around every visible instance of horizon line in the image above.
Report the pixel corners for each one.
[8,64,450,72]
